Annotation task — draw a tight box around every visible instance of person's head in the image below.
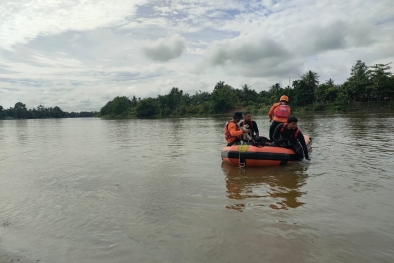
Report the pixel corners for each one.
[244,112,252,121]
[232,112,243,122]
[280,95,289,104]
[287,116,298,129]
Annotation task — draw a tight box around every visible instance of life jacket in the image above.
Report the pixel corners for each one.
[242,120,253,129]
[280,123,300,138]
[224,120,239,140]
[273,104,290,119]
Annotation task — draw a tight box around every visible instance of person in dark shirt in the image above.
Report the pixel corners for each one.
[273,116,311,161]
[239,112,259,140]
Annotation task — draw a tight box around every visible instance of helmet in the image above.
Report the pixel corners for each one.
[233,112,243,119]
[280,95,289,102]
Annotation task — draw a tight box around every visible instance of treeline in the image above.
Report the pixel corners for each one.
[100,60,394,118]
[0,103,98,119]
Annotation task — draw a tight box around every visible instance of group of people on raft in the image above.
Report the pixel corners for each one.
[224,95,311,161]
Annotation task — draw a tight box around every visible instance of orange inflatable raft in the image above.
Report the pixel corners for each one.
[221,135,312,167]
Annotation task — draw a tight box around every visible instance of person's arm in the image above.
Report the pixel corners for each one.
[297,131,310,159]
[268,103,277,121]
[253,121,259,136]
[273,123,283,141]
[228,122,243,137]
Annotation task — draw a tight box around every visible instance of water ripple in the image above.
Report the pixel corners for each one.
[1,115,394,263]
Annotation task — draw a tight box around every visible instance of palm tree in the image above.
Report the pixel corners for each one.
[241,84,251,105]
[325,78,335,87]
[302,71,319,89]
[241,84,251,93]
[302,71,319,103]
[214,81,225,91]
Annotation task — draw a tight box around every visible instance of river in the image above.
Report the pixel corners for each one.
[1,113,394,263]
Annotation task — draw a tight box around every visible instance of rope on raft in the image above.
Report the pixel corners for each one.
[238,141,245,168]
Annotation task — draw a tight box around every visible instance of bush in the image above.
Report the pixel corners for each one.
[390,101,394,111]
[136,98,159,117]
[312,103,324,111]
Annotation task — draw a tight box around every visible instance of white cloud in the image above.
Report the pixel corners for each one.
[142,34,186,62]
[204,36,290,65]
[0,0,393,111]
[195,33,299,78]
[170,0,180,10]
[0,0,147,50]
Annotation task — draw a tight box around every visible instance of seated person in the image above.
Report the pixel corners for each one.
[224,112,250,146]
[272,116,311,161]
[239,112,259,141]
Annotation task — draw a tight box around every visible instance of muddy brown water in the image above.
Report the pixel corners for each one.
[1,113,394,263]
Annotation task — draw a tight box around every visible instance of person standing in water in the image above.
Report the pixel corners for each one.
[272,116,311,161]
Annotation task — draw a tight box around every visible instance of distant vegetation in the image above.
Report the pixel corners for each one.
[99,60,394,118]
[1,60,393,120]
[0,103,98,119]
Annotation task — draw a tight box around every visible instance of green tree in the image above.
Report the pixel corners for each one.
[292,79,313,106]
[258,90,271,105]
[52,106,64,118]
[301,71,319,103]
[36,105,48,118]
[315,79,339,103]
[211,82,237,113]
[326,78,335,87]
[168,87,183,114]
[14,102,27,119]
[239,84,258,105]
[0,105,4,119]
[136,98,159,117]
[110,96,133,115]
[347,60,372,102]
[214,81,225,90]
[367,63,393,100]
[157,95,171,116]
[192,90,211,105]
[131,96,138,107]
[268,83,283,103]
[100,101,112,116]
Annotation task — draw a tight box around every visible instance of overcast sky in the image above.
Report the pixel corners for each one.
[0,0,393,111]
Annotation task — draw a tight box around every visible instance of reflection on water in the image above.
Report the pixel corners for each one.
[222,162,308,211]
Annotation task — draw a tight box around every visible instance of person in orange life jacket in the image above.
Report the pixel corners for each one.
[239,112,259,139]
[272,116,311,161]
[224,112,250,146]
[268,95,291,141]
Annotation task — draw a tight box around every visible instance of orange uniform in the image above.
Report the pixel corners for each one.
[225,121,243,144]
[268,102,291,123]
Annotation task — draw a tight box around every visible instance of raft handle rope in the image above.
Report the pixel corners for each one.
[298,139,305,160]
[298,139,312,162]
[238,141,245,168]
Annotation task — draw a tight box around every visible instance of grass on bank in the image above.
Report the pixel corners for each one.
[100,101,394,119]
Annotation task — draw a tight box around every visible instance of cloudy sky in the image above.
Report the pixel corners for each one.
[0,0,393,111]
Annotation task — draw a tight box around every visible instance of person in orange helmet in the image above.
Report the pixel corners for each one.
[268,95,290,141]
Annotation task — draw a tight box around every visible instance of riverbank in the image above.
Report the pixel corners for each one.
[252,100,394,115]
[2,101,393,120]
[98,101,394,119]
